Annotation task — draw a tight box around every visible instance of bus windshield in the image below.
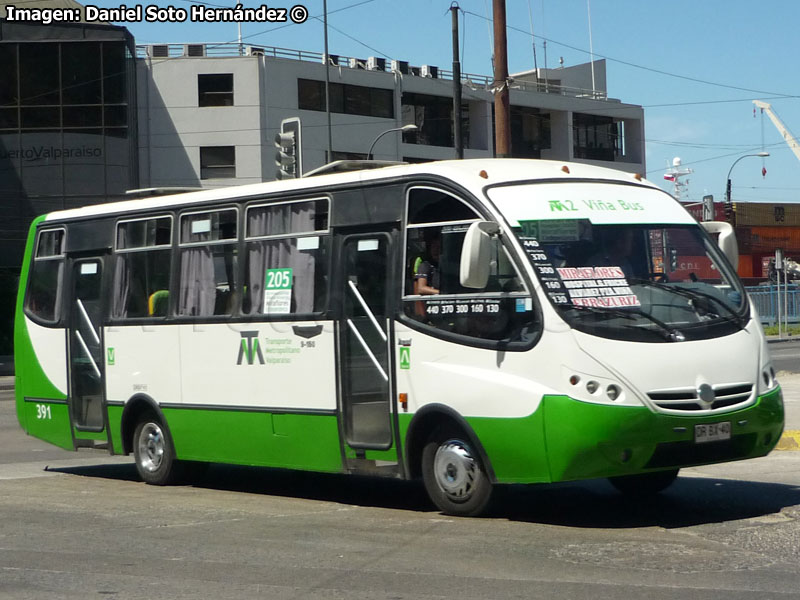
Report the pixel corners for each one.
[489,183,749,342]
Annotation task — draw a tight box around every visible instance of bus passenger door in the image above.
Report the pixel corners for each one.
[336,233,396,459]
[67,258,107,439]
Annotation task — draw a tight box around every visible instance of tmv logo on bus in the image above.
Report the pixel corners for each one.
[237,331,265,365]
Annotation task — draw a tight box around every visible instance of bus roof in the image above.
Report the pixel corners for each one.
[44,159,660,223]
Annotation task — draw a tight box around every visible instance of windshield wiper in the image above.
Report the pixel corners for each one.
[629,279,744,326]
[565,304,685,341]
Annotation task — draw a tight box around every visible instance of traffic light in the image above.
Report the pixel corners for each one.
[669,248,678,270]
[274,131,296,179]
[724,179,733,222]
[274,117,302,180]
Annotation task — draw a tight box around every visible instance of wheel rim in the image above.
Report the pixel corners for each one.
[433,440,478,501]
[137,422,165,473]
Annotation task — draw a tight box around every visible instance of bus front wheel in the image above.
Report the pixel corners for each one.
[608,469,679,496]
[421,428,493,517]
[133,413,182,486]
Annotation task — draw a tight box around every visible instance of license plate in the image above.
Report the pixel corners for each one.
[694,421,731,443]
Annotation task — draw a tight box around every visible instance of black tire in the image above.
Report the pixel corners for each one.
[608,469,679,496]
[133,412,183,486]
[421,427,493,517]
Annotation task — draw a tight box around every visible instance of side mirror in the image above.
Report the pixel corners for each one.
[701,221,738,270]
[460,221,501,288]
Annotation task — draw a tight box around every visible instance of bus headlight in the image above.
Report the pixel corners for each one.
[564,368,638,406]
[759,364,779,394]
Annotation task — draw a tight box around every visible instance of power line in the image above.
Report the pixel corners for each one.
[461,8,798,99]
[212,0,379,47]
[644,142,784,176]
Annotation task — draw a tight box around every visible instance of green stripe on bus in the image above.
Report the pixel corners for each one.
[161,407,343,472]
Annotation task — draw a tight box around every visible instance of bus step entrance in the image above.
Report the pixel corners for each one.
[74,438,109,451]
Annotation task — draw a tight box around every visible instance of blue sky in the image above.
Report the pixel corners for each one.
[96,0,798,205]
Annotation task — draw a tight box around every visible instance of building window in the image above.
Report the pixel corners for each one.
[200,146,236,179]
[327,150,368,161]
[511,106,550,158]
[198,74,234,107]
[401,93,468,148]
[297,79,393,119]
[573,113,622,161]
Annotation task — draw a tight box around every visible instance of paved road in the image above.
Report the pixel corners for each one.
[768,337,800,375]
[2,385,800,598]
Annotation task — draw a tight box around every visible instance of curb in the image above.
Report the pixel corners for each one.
[766,337,800,344]
[776,430,800,451]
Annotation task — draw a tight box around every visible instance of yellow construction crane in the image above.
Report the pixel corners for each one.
[753,100,800,162]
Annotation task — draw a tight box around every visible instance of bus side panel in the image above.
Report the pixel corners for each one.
[169,322,341,471]
[467,412,550,483]
[107,404,125,455]
[164,408,342,472]
[105,325,182,408]
[14,217,72,449]
[395,324,553,484]
[398,411,551,484]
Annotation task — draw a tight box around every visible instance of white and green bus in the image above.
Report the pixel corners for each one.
[14,159,784,516]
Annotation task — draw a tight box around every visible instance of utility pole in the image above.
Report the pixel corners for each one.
[451,3,463,159]
[493,0,511,157]
[323,0,333,161]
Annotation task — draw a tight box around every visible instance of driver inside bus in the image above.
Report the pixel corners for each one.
[588,227,636,280]
[413,231,441,295]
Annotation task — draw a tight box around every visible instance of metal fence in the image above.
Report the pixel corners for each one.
[745,285,800,325]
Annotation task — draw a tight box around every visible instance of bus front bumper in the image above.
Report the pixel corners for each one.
[541,387,784,483]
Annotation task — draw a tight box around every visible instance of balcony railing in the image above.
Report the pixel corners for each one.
[136,42,611,101]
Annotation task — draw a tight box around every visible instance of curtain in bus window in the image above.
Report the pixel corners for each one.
[112,251,130,318]
[246,204,317,315]
[112,250,171,318]
[179,246,215,316]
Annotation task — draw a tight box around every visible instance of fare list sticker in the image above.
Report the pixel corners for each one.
[521,238,570,306]
[520,235,640,308]
[556,266,640,308]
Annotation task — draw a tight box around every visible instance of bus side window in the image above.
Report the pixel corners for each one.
[112,216,173,319]
[25,229,66,323]
[177,208,239,317]
[242,198,329,316]
[403,188,538,344]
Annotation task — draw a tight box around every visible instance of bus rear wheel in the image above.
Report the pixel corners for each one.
[133,413,182,486]
[608,469,679,496]
[421,428,493,517]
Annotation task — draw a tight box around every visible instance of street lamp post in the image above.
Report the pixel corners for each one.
[367,125,418,160]
[725,151,770,209]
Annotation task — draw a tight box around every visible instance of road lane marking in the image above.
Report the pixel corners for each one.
[776,430,800,451]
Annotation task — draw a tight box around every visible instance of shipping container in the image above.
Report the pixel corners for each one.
[733,203,800,227]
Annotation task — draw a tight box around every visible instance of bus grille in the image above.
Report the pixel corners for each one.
[647,383,753,413]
